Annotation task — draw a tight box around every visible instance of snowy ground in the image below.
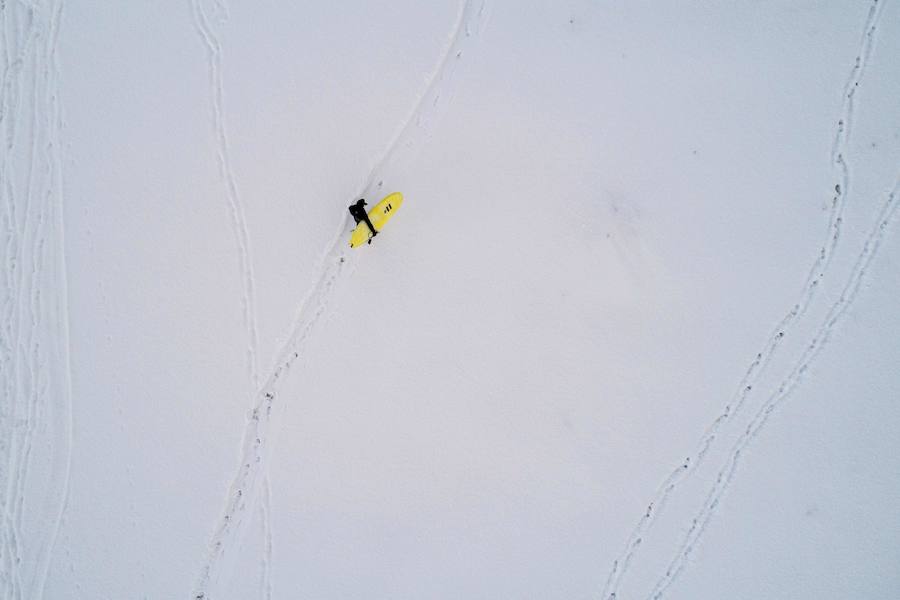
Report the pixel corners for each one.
[3,1,900,598]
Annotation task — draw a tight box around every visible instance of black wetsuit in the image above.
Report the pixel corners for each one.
[348,199,378,240]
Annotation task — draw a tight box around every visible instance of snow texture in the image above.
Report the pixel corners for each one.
[1,1,899,599]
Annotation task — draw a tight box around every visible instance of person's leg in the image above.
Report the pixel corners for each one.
[362,215,378,236]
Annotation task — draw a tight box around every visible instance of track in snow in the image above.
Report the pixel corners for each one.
[647,178,900,598]
[0,1,72,598]
[189,0,274,596]
[600,2,893,598]
[191,1,490,597]
[190,0,261,392]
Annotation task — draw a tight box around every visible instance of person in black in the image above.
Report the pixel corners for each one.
[348,199,378,242]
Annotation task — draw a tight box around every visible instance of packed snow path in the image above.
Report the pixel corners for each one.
[0,1,72,598]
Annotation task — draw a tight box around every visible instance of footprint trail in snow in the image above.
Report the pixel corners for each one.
[0,1,73,599]
[189,0,274,596]
[601,2,894,597]
[192,1,490,597]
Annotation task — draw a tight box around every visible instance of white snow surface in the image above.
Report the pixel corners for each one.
[2,1,899,598]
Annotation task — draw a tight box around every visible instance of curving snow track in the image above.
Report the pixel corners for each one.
[600,2,895,598]
[191,1,490,597]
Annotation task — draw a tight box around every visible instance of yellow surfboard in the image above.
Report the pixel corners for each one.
[349,192,403,248]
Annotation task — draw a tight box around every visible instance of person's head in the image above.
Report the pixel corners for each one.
[357,199,367,206]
